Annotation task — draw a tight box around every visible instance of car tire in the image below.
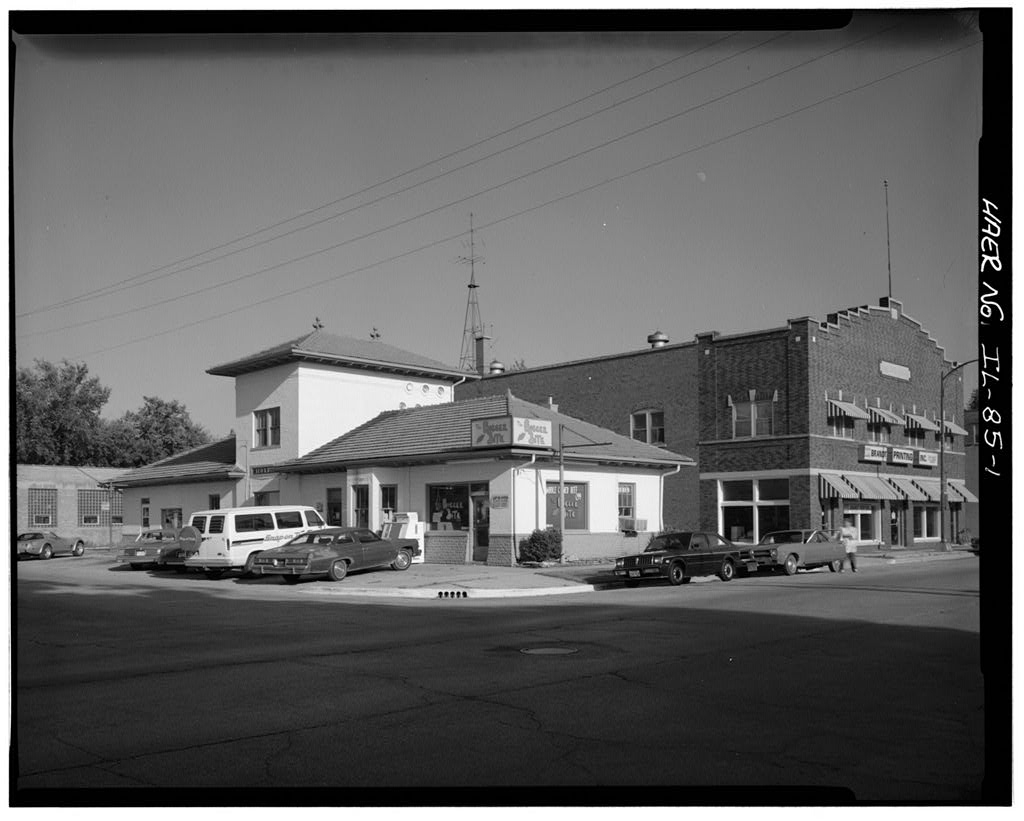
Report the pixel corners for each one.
[40,544,53,560]
[282,575,302,585]
[72,541,85,557]
[828,559,842,573]
[718,559,736,582]
[783,554,799,576]
[243,552,261,576]
[668,563,688,586]
[391,550,412,571]
[328,560,348,582]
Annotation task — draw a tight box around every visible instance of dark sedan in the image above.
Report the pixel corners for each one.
[252,526,421,584]
[614,531,758,586]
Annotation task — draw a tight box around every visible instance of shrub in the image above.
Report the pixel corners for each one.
[519,528,563,563]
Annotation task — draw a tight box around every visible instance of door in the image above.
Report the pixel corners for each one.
[326,488,344,527]
[689,533,712,574]
[471,487,490,562]
[890,506,902,547]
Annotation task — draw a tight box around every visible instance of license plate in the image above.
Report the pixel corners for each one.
[628,570,640,578]
[135,551,146,557]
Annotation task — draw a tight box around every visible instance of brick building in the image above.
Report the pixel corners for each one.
[16,465,126,545]
[457,297,975,550]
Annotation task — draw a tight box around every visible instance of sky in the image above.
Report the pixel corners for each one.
[10,9,987,438]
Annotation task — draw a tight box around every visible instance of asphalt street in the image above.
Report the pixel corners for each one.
[12,553,986,805]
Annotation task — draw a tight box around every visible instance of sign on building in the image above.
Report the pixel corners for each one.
[545,483,588,530]
[471,416,553,448]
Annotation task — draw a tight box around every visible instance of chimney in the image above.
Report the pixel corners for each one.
[647,330,669,348]
[474,333,490,375]
[548,396,559,412]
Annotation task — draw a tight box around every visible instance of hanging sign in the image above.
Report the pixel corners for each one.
[889,448,914,465]
[862,445,887,463]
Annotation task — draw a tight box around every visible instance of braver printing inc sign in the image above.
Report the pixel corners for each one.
[862,445,887,463]
[471,416,553,448]
[889,448,914,465]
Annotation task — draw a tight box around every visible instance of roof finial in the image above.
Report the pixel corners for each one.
[370,327,381,341]
[312,317,324,330]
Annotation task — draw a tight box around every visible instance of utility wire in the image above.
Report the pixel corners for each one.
[18,32,741,319]
[75,36,982,360]
[17,25,898,339]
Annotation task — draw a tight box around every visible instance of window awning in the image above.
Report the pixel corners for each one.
[942,419,969,436]
[868,406,903,425]
[818,472,860,500]
[840,474,902,500]
[948,480,979,503]
[904,413,940,432]
[827,399,870,420]
[886,476,929,501]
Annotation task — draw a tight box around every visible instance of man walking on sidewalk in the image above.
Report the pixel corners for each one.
[840,518,858,572]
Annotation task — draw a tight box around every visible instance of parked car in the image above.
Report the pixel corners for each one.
[16,531,85,560]
[252,526,421,584]
[116,529,181,570]
[614,531,758,587]
[750,529,845,575]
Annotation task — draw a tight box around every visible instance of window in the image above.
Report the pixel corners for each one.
[141,497,151,528]
[353,485,370,529]
[254,407,281,448]
[719,478,790,543]
[235,513,275,532]
[913,506,940,540]
[381,485,398,521]
[618,483,636,518]
[28,488,57,526]
[829,416,855,439]
[207,494,220,510]
[274,510,303,529]
[906,428,929,450]
[869,422,891,444]
[845,508,879,541]
[191,515,207,533]
[78,489,123,527]
[631,410,665,445]
[254,491,280,506]
[304,510,325,528]
[160,508,183,530]
[208,515,225,534]
[731,397,775,438]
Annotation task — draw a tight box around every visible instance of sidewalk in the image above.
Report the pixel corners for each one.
[90,543,977,599]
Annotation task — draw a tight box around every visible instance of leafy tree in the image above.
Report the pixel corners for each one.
[107,396,211,467]
[16,359,110,465]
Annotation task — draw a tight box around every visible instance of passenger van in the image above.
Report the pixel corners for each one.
[181,506,326,578]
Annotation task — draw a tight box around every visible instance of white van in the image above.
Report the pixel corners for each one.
[181,506,326,578]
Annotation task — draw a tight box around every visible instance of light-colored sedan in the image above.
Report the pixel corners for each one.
[751,529,845,575]
[16,531,85,560]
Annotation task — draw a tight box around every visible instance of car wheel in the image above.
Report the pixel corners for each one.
[40,544,53,560]
[828,559,842,573]
[72,541,85,557]
[204,569,225,580]
[282,575,302,585]
[718,559,736,582]
[783,554,799,576]
[243,552,261,576]
[391,550,412,571]
[668,563,688,586]
[328,560,348,582]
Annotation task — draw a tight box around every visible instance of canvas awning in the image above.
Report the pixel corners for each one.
[947,480,979,503]
[942,419,969,436]
[840,474,902,500]
[886,476,929,501]
[827,399,870,419]
[819,472,860,500]
[868,406,903,425]
[904,413,940,432]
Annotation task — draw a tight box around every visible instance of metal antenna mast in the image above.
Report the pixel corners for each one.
[884,180,892,301]
[458,213,486,372]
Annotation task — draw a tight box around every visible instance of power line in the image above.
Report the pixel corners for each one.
[73,36,982,360]
[17,24,900,340]
[17,32,741,319]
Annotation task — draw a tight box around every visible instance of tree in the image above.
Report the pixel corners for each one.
[109,396,211,467]
[17,359,110,465]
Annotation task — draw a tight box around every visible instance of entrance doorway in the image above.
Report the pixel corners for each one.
[471,484,490,562]
[326,488,343,527]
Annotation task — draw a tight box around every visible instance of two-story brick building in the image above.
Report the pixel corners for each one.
[457,297,975,550]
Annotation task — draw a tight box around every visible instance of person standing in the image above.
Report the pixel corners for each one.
[841,518,859,572]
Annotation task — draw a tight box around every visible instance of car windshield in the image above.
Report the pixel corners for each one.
[645,533,692,552]
[759,531,803,544]
[18,533,43,541]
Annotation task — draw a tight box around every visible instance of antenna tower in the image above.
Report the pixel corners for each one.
[458,213,487,371]
[884,180,892,301]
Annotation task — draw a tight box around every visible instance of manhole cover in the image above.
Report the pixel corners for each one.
[520,647,578,655]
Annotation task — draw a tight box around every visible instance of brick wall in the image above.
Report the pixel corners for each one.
[424,531,470,564]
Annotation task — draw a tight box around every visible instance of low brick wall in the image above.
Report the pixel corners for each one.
[486,534,515,567]
[423,531,469,564]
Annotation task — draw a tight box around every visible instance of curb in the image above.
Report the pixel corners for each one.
[301,584,598,599]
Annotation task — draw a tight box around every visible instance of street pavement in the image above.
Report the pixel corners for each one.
[88,543,978,599]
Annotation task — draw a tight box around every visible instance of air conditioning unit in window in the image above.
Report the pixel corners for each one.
[619,517,647,533]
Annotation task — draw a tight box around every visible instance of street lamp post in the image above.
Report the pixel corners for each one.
[939,359,977,550]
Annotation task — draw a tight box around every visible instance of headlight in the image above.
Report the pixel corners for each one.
[770,548,778,559]
[615,558,624,568]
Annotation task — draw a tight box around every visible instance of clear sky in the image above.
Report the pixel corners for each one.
[11,10,985,437]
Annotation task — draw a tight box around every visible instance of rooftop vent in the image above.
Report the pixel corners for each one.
[488,359,506,375]
[647,330,669,348]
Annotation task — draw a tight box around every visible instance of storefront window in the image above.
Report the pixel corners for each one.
[913,506,940,540]
[845,507,877,541]
[723,506,754,542]
[720,478,790,543]
[722,481,753,501]
[429,485,469,531]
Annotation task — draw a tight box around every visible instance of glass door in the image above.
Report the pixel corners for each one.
[471,483,490,562]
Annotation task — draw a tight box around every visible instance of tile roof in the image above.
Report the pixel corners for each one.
[110,437,244,487]
[206,329,472,380]
[277,393,694,473]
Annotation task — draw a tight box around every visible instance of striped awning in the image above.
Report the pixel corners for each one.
[869,406,903,425]
[819,472,860,500]
[886,476,929,501]
[841,474,902,500]
[904,413,940,432]
[942,419,969,436]
[948,480,979,503]
[827,399,870,420]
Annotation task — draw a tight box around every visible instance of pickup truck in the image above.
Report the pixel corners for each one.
[750,529,845,575]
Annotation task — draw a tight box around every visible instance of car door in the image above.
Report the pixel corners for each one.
[689,533,711,574]
[354,528,391,568]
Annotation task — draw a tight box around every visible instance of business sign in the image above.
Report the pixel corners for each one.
[472,416,553,448]
[545,483,588,530]
[862,445,887,463]
[889,448,914,465]
[490,495,509,510]
[879,360,911,381]
[916,451,938,467]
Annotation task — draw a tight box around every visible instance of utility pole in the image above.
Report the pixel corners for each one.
[556,423,610,563]
[939,358,976,550]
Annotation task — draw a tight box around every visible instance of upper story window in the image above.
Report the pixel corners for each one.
[868,422,891,444]
[830,416,855,439]
[631,410,665,445]
[730,392,777,439]
[254,407,281,448]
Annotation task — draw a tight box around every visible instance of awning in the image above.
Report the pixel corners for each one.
[886,476,929,501]
[904,413,940,432]
[948,480,979,503]
[942,419,969,436]
[841,474,902,500]
[868,406,903,425]
[819,472,860,500]
[827,399,870,420]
